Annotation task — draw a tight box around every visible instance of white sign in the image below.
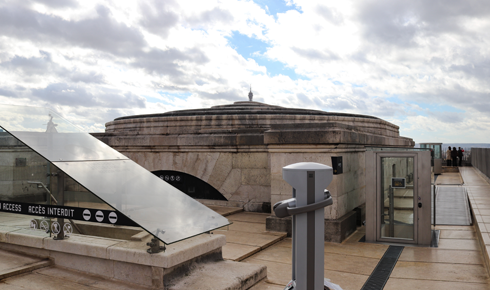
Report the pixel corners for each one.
[95,210,104,222]
[108,212,118,224]
[30,219,38,229]
[83,209,91,221]
[63,223,73,235]
[51,221,61,234]
[40,220,49,231]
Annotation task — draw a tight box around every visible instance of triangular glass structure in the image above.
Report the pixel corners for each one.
[0,104,229,244]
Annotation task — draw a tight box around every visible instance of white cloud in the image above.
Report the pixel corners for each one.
[0,0,489,144]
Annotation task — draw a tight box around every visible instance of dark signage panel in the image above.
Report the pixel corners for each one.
[391,178,406,188]
[331,156,343,175]
[0,200,138,227]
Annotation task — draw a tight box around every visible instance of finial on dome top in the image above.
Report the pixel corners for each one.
[248,85,253,101]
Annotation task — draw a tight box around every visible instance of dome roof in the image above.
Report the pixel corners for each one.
[115,101,379,121]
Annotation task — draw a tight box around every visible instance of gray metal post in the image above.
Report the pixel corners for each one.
[389,186,394,237]
[274,162,333,290]
[292,188,296,282]
[433,184,436,226]
[55,171,65,240]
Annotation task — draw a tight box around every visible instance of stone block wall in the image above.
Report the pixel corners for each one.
[270,148,365,220]
[121,150,272,212]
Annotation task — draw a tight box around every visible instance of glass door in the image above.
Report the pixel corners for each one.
[377,155,417,243]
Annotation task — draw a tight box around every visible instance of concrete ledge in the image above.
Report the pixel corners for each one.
[0,259,52,280]
[461,167,490,276]
[442,166,460,173]
[470,199,490,276]
[165,260,267,290]
[1,228,226,269]
[0,228,227,288]
[324,211,357,243]
[265,210,358,243]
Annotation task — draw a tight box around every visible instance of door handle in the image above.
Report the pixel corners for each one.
[418,202,422,208]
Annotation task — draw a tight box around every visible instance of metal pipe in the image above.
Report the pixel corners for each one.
[28,180,83,235]
[433,184,437,227]
[56,172,65,240]
[389,185,394,237]
[28,181,58,204]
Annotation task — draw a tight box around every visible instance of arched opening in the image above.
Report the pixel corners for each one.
[152,170,227,201]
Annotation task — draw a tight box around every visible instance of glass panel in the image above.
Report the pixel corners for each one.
[0,105,230,244]
[417,144,442,159]
[380,157,414,240]
[0,130,114,238]
[0,104,128,162]
[434,144,441,159]
[54,160,228,243]
[0,130,52,238]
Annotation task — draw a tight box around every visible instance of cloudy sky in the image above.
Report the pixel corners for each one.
[0,0,489,143]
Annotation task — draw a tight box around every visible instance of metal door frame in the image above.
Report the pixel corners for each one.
[375,152,418,244]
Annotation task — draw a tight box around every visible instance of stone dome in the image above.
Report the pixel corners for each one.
[104,101,411,146]
[114,101,379,120]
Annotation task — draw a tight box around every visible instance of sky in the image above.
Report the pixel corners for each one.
[0,0,489,143]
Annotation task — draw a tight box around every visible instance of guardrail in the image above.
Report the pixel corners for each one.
[471,148,490,179]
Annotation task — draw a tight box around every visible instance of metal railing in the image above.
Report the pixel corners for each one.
[472,148,490,179]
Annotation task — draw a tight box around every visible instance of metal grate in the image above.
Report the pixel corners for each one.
[434,186,472,225]
[360,245,404,290]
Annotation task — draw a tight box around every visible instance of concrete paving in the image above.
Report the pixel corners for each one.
[246,224,489,290]
[436,171,464,185]
[245,170,490,290]
[212,212,287,261]
[1,266,153,290]
[461,166,490,278]
[2,169,490,289]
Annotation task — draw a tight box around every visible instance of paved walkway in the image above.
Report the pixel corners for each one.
[436,172,464,185]
[246,225,488,290]
[208,206,287,261]
[2,169,490,290]
[460,166,490,277]
[244,168,490,290]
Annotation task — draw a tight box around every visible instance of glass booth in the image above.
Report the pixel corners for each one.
[420,143,442,175]
[365,148,432,246]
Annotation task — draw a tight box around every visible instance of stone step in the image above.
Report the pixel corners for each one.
[207,205,244,217]
[219,231,287,261]
[212,212,287,262]
[166,260,267,290]
[0,250,52,280]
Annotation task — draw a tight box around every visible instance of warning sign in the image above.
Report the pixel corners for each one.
[0,200,138,227]
[108,212,118,224]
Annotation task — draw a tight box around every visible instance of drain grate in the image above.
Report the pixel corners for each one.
[360,245,404,290]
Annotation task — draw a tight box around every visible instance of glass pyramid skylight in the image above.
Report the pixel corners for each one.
[0,104,229,244]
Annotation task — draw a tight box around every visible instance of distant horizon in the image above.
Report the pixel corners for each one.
[415,143,490,149]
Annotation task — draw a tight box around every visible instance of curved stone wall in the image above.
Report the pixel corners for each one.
[93,101,414,219]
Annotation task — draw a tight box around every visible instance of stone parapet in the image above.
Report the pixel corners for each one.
[0,226,233,288]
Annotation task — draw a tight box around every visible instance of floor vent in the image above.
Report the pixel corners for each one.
[360,245,404,290]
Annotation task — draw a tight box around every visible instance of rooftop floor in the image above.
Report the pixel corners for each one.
[1,167,490,289]
[244,167,490,290]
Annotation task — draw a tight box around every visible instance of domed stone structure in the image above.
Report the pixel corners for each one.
[93,101,414,242]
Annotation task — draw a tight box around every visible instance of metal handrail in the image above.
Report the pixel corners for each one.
[28,181,83,235]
